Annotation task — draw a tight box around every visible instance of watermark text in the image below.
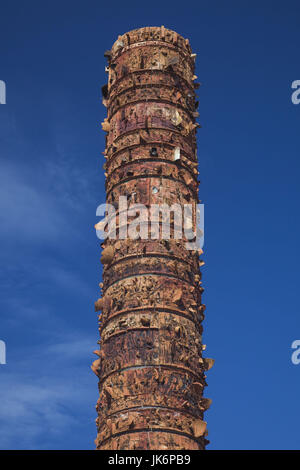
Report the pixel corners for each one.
[0,80,6,104]
[291,80,300,105]
[0,340,6,364]
[95,197,204,250]
[291,340,300,365]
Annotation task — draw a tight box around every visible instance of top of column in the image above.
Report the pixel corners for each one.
[109,26,194,59]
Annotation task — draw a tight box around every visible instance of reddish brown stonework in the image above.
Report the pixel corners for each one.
[93,27,213,450]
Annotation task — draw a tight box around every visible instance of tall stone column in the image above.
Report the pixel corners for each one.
[93,27,213,450]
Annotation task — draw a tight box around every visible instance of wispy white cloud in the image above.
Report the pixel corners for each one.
[0,141,99,248]
[0,103,100,449]
[0,334,96,449]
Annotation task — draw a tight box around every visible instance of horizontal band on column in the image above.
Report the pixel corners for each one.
[99,305,202,334]
[111,40,195,67]
[108,98,196,122]
[106,157,198,183]
[103,403,203,420]
[108,69,195,97]
[106,142,196,168]
[100,319,201,343]
[97,426,204,448]
[103,271,198,292]
[106,174,198,200]
[105,252,197,270]
[98,362,205,385]
[110,126,196,149]
[108,81,194,107]
[111,129,196,151]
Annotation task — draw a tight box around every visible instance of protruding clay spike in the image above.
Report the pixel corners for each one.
[93,350,102,357]
[94,298,103,312]
[192,419,207,437]
[100,246,114,264]
[204,358,215,371]
[91,359,101,375]
[101,119,110,132]
[104,50,112,59]
[201,398,212,410]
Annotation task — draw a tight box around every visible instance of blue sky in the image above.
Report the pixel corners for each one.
[0,0,300,449]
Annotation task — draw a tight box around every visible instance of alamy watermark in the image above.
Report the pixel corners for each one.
[291,80,300,105]
[291,340,300,365]
[0,340,6,364]
[0,80,6,104]
[95,196,204,250]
